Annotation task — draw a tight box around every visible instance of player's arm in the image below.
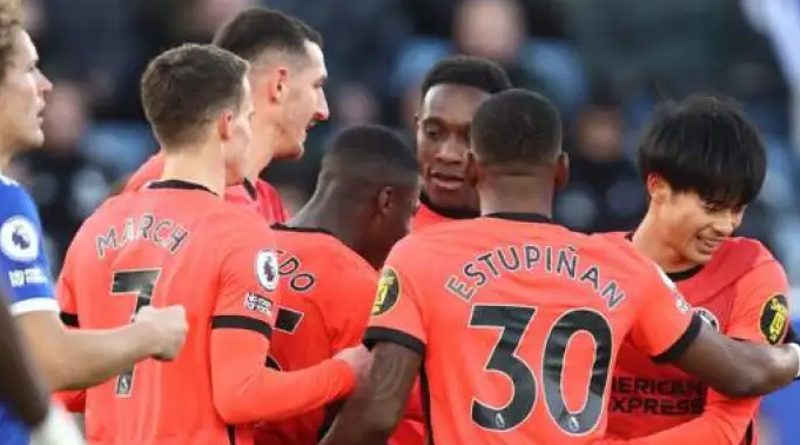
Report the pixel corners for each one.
[209,226,360,424]
[321,343,422,445]
[322,252,429,445]
[0,290,87,445]
[620,262,790,445]
[0,197,185,391]
[0,290,50,427]
[631,267,799,399]
[17,308,185,391]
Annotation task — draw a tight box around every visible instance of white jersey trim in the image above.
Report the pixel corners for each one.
[10,297,59,316]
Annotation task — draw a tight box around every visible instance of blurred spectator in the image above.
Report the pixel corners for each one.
[266,0,411,127]
[39,0,143,119]
[555,95,645,232]
[10,82,111,272]
[391,0,586,124]
[568,0,788,135]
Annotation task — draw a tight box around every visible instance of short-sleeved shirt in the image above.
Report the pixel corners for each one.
[410,193,476,232]
[58,180,280,445]
[365,213,699,445]
[0,174,59,445]
[608,235,789,444]
[124,153,289,224]
[253,225,376,445]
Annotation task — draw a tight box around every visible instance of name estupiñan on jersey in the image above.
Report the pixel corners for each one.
[445,243,627,310]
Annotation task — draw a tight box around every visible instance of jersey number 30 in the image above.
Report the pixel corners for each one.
[111,269,161,397]
[469,305,612,435]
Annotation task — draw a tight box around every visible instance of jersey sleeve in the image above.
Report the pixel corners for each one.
[725,261,790,345]
[325,260,376,351]
[628,265,702,362]
[363,240,428,357]
[210,214,355,424]
[621,388,758,445]
[0,182,57,316]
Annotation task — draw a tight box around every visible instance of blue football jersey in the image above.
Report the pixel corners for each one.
[0,173,58,445]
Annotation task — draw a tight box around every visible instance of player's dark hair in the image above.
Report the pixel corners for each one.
[213,8,322,63]
[320,124,419,190]
[420,55,512,100]
[0,0,20,82]
[140,43,248,147]
[471,89,562,169]
[637,95,766,207]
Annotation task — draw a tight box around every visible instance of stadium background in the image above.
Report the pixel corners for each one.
[7,0,800,442]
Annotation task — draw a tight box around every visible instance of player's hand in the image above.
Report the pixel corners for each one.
[135,305,188,361]
[335,345,373,375]
[29,404,86,445]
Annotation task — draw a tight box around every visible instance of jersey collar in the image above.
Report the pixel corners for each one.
[271,223,336,237]
[147,179,218,196]
[420,192,479,220]
[484,212,553,224]
[624,232,705,282]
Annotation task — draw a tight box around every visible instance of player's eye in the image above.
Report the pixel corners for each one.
[423,125,442,140]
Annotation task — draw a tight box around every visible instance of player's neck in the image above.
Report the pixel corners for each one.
[159,143,226,197]
[289,190,361,252]
[478,175,554,218]
[0,139,19,172]
[633,211,698,272]
[244,129,275,182]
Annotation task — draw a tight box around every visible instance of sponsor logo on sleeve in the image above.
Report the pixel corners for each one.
[255,249,279,292]
[760,294,789,345]
[7,267,48,288]
[372,267,400,316]
[243,292,274,317]
[1,216,39,262]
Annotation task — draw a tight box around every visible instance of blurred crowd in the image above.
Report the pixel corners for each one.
[13,0,800,283]
[9,0,800,443]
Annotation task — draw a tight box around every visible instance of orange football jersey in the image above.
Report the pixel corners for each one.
[124,153,289,224]
[366,213,699,445]
[254,225,377,445]
[57,181,354,445]
[410,193,476,232]
[607,236,789,445]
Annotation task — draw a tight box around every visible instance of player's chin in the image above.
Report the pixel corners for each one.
[688,244,717,265]
[425,183,467,209]
[26,129,45,149]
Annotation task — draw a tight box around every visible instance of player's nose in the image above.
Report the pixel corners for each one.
[315,92,330,122]
[436,137,466,164]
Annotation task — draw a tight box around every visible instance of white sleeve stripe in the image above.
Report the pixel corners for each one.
[10,297,60,316]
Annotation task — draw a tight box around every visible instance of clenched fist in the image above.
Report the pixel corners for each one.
[135,305,188,361]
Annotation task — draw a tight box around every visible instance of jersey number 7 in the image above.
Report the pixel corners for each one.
[469,304,612,435]
[111,269,161,397]
[265,307,304,370]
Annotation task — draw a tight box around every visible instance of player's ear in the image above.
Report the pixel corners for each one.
[554,152,569,190]
[265,66,290,103]
[216,109,234,142]
[376,185,394,217]
[646,173,670,204]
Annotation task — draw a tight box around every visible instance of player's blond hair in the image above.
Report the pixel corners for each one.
[0,0,21,82]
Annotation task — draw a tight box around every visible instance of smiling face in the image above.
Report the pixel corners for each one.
[275,41,329,160]
[416,83,491,211]
[0,28,51,155]
[647,175,745,266]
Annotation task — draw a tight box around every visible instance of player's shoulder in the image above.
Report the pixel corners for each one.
[578,230,666,281]
[274,225,374,274]
[0,174,35,215]
[199,199,269,233]
[714,236,776,265]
